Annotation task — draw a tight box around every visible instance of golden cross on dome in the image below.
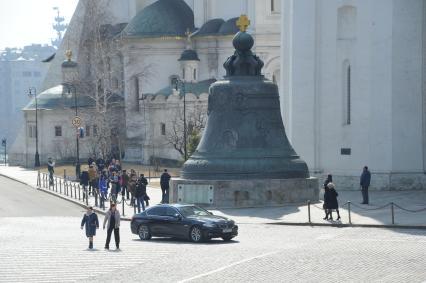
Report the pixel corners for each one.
[65,49,73,61]
[236,15,250,32]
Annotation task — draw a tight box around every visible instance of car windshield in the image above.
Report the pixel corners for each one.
[178,206,210,217]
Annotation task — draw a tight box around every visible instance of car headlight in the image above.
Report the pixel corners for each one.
[203,223,217,228]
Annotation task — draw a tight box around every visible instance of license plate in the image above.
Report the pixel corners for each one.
[222,228,232,233]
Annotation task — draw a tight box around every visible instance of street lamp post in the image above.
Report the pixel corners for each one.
[65,84,80,179]
[28,87,40,167]
[1,138,6,166]
[175,79,187,160]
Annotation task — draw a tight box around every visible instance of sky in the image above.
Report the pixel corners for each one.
[0,0,79,50]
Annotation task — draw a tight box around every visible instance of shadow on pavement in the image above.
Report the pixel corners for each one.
[131,237,239,245]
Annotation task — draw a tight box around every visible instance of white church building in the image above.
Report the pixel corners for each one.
[9,0,426,190]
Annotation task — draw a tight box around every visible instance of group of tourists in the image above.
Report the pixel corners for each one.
[79,156,150,212]
[322,166,371,221]
[80,204,121,250]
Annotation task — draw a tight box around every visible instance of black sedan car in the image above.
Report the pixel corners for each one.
[131,204,238,242]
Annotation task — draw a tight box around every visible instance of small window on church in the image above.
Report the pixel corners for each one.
[86,125,91,137]
[112,78,119,90]
[28,125,33,138]
[55,126,62,137]
[193,69,197,80]
[161,123,166,135]
[182,69,186,80]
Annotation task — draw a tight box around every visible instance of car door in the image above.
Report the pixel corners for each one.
[146,206,166,236]
[161,207,186,238]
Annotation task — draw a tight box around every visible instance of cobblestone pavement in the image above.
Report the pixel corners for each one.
[1,172,426,282]
[1,216,425,283]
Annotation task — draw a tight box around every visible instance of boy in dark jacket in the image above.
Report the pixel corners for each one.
[80,207,99,249]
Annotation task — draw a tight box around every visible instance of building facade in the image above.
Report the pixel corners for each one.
[0,44,54,145]
[10,0,281,167]
[281,0,426,190]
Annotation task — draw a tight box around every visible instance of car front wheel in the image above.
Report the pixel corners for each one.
[138,224,151,240]
[190,226,203,243]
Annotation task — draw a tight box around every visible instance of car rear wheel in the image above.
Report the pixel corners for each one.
[138,224,151,240]
[222,236,234,242]
[190,226,203,242]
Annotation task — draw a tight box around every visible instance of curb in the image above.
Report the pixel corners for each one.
[0,173,133,221]
[268,221,426,230]
[0,173,31,187]
[36,187,133,221]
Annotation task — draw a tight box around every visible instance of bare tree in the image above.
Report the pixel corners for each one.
[165,102,207,159]
[71,0,152,160]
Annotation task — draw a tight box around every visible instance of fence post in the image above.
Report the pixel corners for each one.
[391,202,395,225]
[36,171,40,188]
[59,179,62,194]
[307,200,311,224]
[348,201,352,225]
[94,190,98,207]
[78,185,81,200]
[64,169,66,179]
[122,197,125,217]
[70,183,74,198]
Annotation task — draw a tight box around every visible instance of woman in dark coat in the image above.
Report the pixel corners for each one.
[80,207,99,249]
[323,174,332,220]
[326,182,341,220]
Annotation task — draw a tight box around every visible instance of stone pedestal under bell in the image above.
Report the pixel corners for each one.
[170,177,318,208]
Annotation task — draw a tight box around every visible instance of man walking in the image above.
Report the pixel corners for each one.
[103,203,120,250]
[360,166,371,204]
[160,169,171,204]
[135,174,148,213]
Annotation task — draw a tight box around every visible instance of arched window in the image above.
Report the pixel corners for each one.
[133,76,140,112]
[193,69,197,80]
[343,61,351,125]
[182,68,186,81]
[271,0,281,13]
[170,75,179,87]
[160,123,166,135]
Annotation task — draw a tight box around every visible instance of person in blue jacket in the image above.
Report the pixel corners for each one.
[80,206,99,249]
[98,174,108,209]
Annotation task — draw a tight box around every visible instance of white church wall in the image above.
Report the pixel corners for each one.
[391,0,424,173]
[280,0,317,170]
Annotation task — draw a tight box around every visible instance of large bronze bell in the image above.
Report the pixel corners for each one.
[181,18,310,181]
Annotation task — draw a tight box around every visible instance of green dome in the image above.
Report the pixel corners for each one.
[24,85,96,110]
[123,0,195,38]
[178,49,200,61]
[24,84,123,110]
